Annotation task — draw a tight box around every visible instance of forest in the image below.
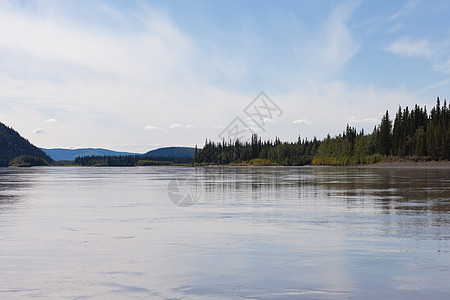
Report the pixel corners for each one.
[194,98,449,166]
[74,155,193,166]
[194,135,320,166]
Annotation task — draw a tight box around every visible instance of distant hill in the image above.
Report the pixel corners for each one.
[43,146,196,161]
[0,121,53,167]
[41,148,138,161]
[144,147,195,158]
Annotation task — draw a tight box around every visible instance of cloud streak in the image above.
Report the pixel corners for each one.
[321,1,360,68]
[144,125,160,130]
[385,37,433,58]
[169,123,182,129]
[293,119,312,125]
[388,0,419,22]
[0,2,194,83]
[33,128,47,134]
[347,116,378,124]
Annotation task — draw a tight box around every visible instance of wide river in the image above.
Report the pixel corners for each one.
[0,166,449,299]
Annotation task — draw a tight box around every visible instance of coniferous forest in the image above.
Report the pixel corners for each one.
[194,98,449,166]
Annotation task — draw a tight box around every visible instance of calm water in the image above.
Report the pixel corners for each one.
[0,166,449,299]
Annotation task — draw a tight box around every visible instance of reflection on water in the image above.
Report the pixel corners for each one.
[0,168,37,213]
[199,166,450,215]
[0,166,449,299]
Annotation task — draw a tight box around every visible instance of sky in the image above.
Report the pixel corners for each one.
[0,0,449,153]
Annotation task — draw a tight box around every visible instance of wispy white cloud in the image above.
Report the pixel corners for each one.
[321,1,360,68]
[347,116,378,124]
[0,1,195,89]
[385,37,433,58]
[169,123,182,129]
[33,128,47,134]
[293,119,312,125]
[144,125,160,130]
[45,118,58,123]
[411,78,450,96]
[434,59,450,74]
[388,0,419,22]
[185,124,194,129]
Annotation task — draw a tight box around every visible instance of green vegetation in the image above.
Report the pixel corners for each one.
[74,155,193,166]
[136,160,174,166]
[0,121,53,167]
[313,98,448,165]
[312,131,383,165]
[194,134,320,166]
[392,99,448,158]
[9,155,49,167]
[51,160,77,166]
[230,158,279,166]
[195,98,449,166]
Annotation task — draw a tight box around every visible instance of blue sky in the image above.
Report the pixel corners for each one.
[0,0,449,152]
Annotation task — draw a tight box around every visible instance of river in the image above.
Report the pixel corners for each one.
[0,166,449,299]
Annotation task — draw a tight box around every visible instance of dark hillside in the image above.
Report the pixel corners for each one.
[0,122,53,166]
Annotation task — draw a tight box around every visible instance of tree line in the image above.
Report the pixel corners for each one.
[195,98,449,166]
[194,135,320,166]
[74,155,193,166]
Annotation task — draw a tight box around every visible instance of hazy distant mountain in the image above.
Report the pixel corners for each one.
[41,148,138,161]
[144,147,195,158]
[43,146,196,161]
[0,121,53,166]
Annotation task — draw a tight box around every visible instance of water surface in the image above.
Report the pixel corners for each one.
[0,166,449,299]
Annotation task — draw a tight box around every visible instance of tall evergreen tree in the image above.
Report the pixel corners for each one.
[378,110,392,155]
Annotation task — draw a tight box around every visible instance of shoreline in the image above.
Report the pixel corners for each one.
[3,160,449,169]
[356,160,450,169]
[198,161,450,169]
[201,159,450,169]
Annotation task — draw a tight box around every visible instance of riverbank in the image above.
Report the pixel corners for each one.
[360,160,450,169]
